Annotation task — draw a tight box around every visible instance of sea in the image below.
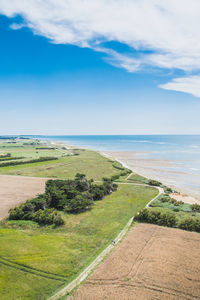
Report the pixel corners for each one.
[27,135,200,198]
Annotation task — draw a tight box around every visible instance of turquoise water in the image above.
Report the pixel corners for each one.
[26,135,200,197]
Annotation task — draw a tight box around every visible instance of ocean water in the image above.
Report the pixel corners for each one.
[29,135,200,197]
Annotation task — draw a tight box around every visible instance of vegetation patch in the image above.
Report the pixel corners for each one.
[135,193,200,233]
[8,174,117,225]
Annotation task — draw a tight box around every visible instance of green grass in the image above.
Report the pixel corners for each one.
[0,149,123,180]
[127,173,148,183]
[0,184,158,299]
[0,263,63,300]
[149,198,192,212]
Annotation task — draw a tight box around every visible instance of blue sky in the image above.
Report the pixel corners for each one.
[0,2,200,134]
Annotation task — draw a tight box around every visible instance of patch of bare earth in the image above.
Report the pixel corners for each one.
[0,175,46,220]
[71,224,200,300]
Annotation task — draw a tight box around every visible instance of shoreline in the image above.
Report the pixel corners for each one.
[103,150,200,204]
[43,138,200,204]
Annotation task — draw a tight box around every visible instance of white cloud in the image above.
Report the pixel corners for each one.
[160,76,200,98]
[1,0,200,96]
[10,23,24,30]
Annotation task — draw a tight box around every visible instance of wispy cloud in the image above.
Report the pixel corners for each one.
[160,76,200,98]
[1,0,200,96]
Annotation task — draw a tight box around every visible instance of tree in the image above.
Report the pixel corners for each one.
[64,195,93,213]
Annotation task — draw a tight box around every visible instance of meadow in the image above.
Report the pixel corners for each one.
[0,139,122,180]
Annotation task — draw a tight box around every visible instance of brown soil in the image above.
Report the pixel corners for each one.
[71,224,200,300]
[0,175,47,220]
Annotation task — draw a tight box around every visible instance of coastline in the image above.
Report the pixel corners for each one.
[102,150,200,204]
[44,138,200,204]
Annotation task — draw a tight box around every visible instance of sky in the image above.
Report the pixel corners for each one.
[0,0,200,135]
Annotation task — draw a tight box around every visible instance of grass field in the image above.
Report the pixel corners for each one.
[0,184,158,300]
[0,139,123,180]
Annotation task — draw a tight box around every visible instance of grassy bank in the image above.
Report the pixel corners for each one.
[0,184,158,299]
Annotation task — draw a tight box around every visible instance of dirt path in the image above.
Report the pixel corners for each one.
[71,223,200,300]
[0,175,47,220]
[48,184,162,300]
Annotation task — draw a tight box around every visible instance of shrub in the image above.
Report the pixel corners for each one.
[64,195,93,213]
[111,174,120,181]
[163,186,173,194]
[159,194,170,203]
[179,218,200,232]
[191,203,200,213]
[147,179,162,186]
[135,208,177,228]
[170,198,184,206]
[33,209,64,225]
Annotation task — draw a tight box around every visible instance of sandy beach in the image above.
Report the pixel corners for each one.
[104,151,200,203]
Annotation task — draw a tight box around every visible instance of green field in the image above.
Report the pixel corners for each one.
[0,139,123,180]
[0,184,158,299]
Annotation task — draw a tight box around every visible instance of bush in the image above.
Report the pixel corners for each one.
[33,209,64,225]
[159,194,171,203]
[147,179,162,186]
[191,203,200,213]
[170,198,184,206]
[135,208,177,228]
[111,174,120,181]
[64,195,93,213]
[179,218,200,232]
[163,186,173,194]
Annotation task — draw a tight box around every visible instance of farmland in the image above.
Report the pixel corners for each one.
[0,138,158,299]
[71,223,200,300]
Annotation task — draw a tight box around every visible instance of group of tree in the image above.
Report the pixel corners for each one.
[135,208,200,233]
[9,173,118,226]
[135,208,177,227]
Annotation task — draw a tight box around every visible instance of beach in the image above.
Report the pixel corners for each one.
[103,150,200,203]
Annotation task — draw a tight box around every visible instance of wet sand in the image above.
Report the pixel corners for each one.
[104,151,200,202]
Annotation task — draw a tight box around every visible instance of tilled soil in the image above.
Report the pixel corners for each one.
[71,223,200,300]
[0,175,47,220]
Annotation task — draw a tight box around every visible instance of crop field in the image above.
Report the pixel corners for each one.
[71,223,200,300]
[0,175,46,220]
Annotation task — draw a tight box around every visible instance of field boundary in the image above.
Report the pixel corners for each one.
[48,183,163,300]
